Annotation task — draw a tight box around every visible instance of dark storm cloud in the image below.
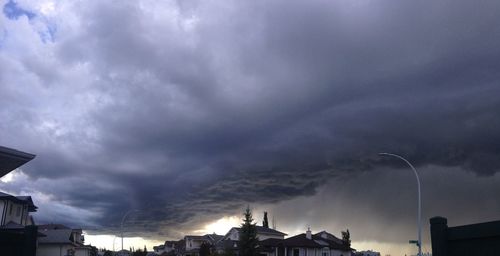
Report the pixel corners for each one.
[1,0,500,243]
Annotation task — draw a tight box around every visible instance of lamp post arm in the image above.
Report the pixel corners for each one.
[379,152,422,256]
[121,209,139,251]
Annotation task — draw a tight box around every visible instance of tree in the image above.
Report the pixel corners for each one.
[200,242,212,256]
[103,250,113,256]
[262,212,269,228]
[341,229,351,247]
[238,206,259,256]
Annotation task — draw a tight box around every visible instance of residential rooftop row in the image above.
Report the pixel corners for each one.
[153,224,353,256]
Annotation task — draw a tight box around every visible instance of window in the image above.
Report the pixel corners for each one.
[16,206,21,217]
[9,203,13,215]
[293,249,300,256]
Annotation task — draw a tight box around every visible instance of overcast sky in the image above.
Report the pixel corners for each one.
[1,0,500,255]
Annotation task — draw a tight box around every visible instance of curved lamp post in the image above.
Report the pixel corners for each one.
[379,153,421,256]
[121,209,140,251]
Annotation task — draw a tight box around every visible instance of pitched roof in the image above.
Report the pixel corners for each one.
[0,145,35,177]
[231,226,287,236]
[38,229,75,245]
[0,192,38,211]
[283,234,321,248]
[185,235,209,240]
[313,231,343,244]
[38,224,72,230]
[205,234,224,243]
[280,233,351,251]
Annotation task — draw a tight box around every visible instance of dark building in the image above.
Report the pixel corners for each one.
[430,216,500,256]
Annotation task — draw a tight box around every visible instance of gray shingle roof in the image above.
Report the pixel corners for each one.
[38,224,72,230]
[38,229,75,244]
[233,226,287,236]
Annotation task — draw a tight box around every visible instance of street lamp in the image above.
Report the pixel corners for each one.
[121,209,140,251]
[378,153,422,256]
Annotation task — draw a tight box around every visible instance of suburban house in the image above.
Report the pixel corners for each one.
[153,244,166,254]
[215,225,287,254]
[0,192,37,227]
[0,145,38,228]
[223,226,287,242]
[0,145,39,256]
[164,240,180,253]
[258,229,352,256]
[37,224,94,256]
[183,233,224,256]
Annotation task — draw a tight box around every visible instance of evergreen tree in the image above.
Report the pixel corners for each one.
[262,212,269,228]
[200,242,212,256]
[341,229,351,247]
[238,206,259,256]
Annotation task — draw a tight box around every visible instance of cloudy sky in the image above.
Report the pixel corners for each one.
[1,0,500,254]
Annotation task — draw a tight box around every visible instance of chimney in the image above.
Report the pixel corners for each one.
[306,227,312,239]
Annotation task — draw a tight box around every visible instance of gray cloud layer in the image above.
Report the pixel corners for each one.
[1,0,500,246]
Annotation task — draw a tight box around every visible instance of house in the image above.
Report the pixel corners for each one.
[154,244,166,254]
[184,233,223,256]
[0,145,38,256]
[223,226,287,241]
[0,146,38,228]
[215,225,287,255]
[0,192,37,227]
[259,229,352,256]
[155,240,181,255]
[164,240,179,253]
[37,224,94,256]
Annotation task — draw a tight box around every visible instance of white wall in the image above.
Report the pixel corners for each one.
[38,244,75,256]
[75,247,91,256]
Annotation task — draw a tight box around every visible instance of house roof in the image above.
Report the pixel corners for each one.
[38,229,75,245]
[0,145,35,177]
[185,235,209,240]
[229,226,287,237]
[205,234,224,243]
[164,240,178,247]
[38,224,72,230]
[0,192,38,212]
[283,234,321,248]
[279,233,351,251]
[313,231,343,244]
